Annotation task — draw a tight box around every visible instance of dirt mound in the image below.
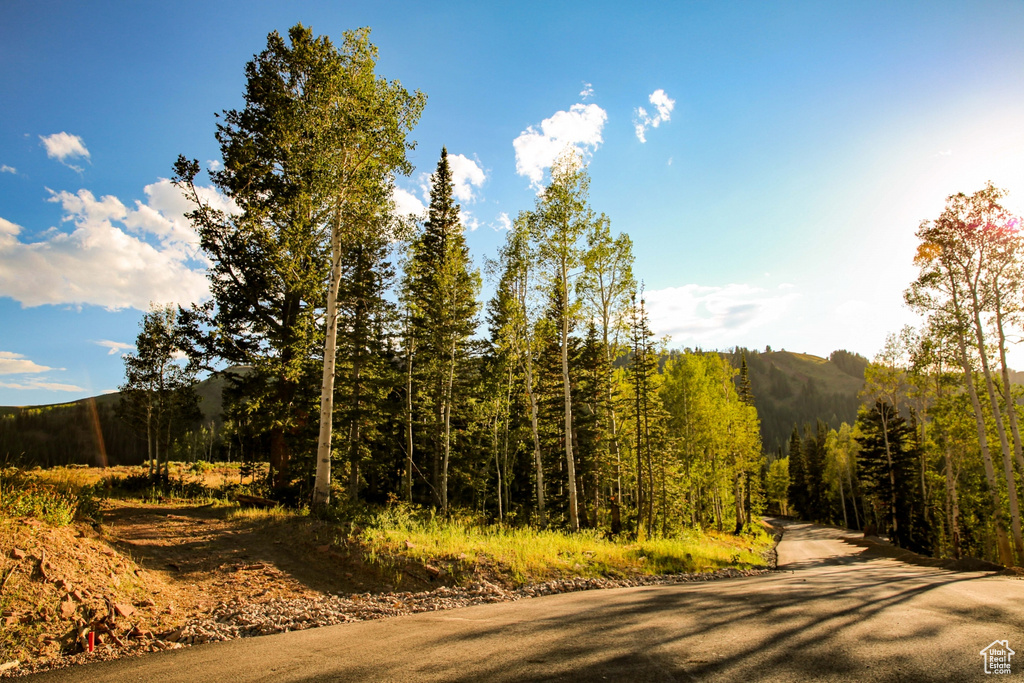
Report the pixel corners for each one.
[1,500,450,677]
[0,517,174,672]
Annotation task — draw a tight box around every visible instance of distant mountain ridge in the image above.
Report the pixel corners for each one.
[0,371,235,468]
[7,351,1014,466]
[723,348,867,454]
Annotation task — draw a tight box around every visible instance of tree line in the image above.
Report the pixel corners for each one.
[773,183,1024,567]
[113,24,764,537]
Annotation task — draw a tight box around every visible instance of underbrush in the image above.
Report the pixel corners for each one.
[0,468,102,526]
[350,504,772,585]
[99,464,269,506]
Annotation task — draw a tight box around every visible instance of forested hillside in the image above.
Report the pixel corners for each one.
[722,348,867,454]
[0,372,230,468]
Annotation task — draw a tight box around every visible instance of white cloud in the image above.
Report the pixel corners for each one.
[494,212,512,231]
[0,178,223,310]
[643,283,799,348]
[207,159,222,172]
[0,351,52,375]
[461,210,481,232]
[0,379,84,392]
[446,154,486,203]
[513,103,608,189]
[39,132,91,170]
[580,82,594,99]
[633,89,675,143]
[0,165,15,174]
[96,340,134,356]
[393,186,426,219]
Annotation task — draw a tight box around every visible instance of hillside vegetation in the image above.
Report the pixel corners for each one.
[723,348,867,454]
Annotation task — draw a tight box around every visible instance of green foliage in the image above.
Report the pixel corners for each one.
[856,401,928,552]
[402,148,481,512]
[0,468,101,526]
[354,503,772,584]
[119,303,201,478]
[766,456,790,515]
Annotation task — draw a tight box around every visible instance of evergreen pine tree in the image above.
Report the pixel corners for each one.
[856,401,923,550]
[404,148,481,512]
[787,425,807,517]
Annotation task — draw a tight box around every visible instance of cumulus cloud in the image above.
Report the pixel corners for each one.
[39,132,91,170]
[96,340,134,356]
[494,212,512,231]
[580,82,594,99]
[446,154,486,203]
[513,103,608,189]
[643,283,799,348]
[207,159,222,171]
[0,178,226,310]
[393,186,426,219]
[633,89,675,143]
[0,351,52,375]
[0,165,15,174]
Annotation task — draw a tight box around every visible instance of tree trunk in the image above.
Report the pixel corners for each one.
[524,348,548,528]
[348,347,364,503]
[838,470,848,529]
[994,293,1024,476]
[313,210,344,507]
[943,442,961,559]
[950,281,1014,565]
[405,332,415,503]
[846,462,860,530]
[969,288,1023,564]
[878,403,898,538]
[441,342,456,515]
[561,278,579,531]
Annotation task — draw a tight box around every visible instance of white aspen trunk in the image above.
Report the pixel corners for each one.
[524,347,546,526]
[838,470,848,528]
[561,267,579,531]
[441,342,456,514]
[994,294,1024,475]
[846,462,860,530]
[313,209,344,507]
[146,405,153,478]
[944,443,960,558]
[949,277,1014,565]
[969,287,1024,564]
[405,333,414,503]
[493,412,503,522]
[878,404,898,536]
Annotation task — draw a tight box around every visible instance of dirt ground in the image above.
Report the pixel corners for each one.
[0,498,444,674]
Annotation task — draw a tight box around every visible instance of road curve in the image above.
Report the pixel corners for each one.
[28,520,1024,682]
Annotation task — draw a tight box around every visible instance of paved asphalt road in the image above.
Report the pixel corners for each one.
[30,520,1024,681]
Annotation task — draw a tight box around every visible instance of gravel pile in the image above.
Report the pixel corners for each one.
[176,567,772,645]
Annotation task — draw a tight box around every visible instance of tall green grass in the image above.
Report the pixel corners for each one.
[356,505,771,585]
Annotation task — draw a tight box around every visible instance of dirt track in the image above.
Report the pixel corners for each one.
[27,519,1024,681]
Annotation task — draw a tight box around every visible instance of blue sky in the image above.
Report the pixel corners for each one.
[2,0,1024,405]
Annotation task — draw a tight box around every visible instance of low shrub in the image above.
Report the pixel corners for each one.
[0,468,101,526]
